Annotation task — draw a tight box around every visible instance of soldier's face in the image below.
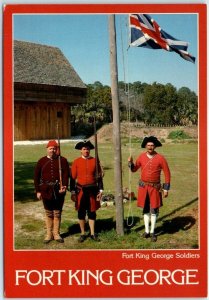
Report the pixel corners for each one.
[146,142,156,154]
[47,146,57,158]
[81,147,90,157]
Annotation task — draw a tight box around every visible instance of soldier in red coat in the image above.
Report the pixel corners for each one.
[128,136,171,242]
[34,140,69,244]
[70,140,103,242]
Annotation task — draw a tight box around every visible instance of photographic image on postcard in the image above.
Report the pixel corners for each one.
[13,12,198,250]
[3,3,207,298]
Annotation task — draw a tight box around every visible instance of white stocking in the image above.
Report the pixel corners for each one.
[150,214,157,234]
[143,213,150,233]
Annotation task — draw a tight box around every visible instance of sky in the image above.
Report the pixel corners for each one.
[13,13,198,93]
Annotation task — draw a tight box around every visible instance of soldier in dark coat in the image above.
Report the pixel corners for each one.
[70,140,103,242]
[34,140,69,243]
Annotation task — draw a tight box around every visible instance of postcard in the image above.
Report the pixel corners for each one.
[3,3,207,298]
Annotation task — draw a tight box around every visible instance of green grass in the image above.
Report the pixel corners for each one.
[14,141,198,249]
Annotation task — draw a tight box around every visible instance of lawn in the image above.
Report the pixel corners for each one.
[14,139,198,250]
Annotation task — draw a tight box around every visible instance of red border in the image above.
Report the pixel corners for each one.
[3,4,207,298]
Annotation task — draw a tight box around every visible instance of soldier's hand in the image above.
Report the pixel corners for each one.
[59,186,67,193]
[128,156,133,163]
[163,190,168,198]
[71,194,77,202]
[37,192,42,200]
[96,192,103,202]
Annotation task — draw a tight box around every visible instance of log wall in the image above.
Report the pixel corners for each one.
[14,101,71,141]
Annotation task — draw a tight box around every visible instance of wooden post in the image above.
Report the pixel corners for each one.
[108,14,124,236]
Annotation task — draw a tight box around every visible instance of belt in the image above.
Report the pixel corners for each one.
[40,180,59,186]
[77,183,97,189]
[139,181,161,188]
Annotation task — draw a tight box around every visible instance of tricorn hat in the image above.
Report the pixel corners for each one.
[141,136,162,148]
[46,140,58,148]
[75,140,95,150]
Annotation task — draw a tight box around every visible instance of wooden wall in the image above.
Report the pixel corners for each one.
[14,101,71,141]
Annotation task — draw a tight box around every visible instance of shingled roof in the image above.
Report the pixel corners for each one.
[14,40,86,89]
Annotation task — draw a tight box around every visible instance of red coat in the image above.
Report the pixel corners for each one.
[71,156,102,211]
[131,152,171,209]
[34,156,69,200]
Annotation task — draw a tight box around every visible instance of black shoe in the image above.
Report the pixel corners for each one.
[43,239,53,244]
[151,233,157,242]
[78,235,86,243]
[142,232,150,238]
[43,236,53,244]
[90,234,100,241]
[55,237,64,243]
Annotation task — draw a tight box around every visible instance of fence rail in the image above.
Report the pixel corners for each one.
[133,123,196,128]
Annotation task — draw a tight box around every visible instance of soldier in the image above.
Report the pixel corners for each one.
[128,136,171,242]
[70,140,103,242]
[34,140,69,244]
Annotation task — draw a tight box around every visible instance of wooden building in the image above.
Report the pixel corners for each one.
[14,40,87,140]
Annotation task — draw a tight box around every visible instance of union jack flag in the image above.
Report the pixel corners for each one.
[129,14,195,63]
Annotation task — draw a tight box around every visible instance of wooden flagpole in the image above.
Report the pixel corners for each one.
[108,14,124,236]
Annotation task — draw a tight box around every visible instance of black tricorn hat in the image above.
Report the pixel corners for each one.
[75,140,95,150]
[141,136,162,148]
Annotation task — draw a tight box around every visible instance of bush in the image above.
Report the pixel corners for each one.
[168,130,191,140]
[72,120,104,137]
[73,122,94,137]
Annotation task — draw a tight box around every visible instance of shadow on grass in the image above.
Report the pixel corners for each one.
[124,216,141,233]
[155,197,198,236]
[156,216,196,235]
[102,166,113,171]
[61,224,81,238]
[14,161,37,202]
[62,197,198,238]
[96,217,116,233]
[134,197,198,235]
[158,197,198,222]
[62,217,121,238]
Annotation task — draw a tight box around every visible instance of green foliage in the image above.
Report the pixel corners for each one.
[176,87,198,125]
[72,81,197,135]
[72,121,94,137]
[72,82,112,128]
[143,82,178,125]
[168,130,192,140]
